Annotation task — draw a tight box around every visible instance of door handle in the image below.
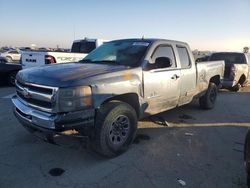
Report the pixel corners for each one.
[171,74,180,79]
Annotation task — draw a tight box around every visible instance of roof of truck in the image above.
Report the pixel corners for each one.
[108,38,188,46]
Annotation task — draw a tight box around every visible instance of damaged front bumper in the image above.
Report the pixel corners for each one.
[12,95,95,143]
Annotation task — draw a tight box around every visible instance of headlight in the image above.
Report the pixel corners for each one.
[58,86,92,112]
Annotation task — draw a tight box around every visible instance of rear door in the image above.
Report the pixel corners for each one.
[143,44,181,115]
[21,51,45,69]
[176,45,196,105]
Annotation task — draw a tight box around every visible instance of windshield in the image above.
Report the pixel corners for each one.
[209,53,246,64]
[80,40,150,67]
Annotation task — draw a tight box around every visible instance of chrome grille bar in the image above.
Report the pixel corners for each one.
[15,80,58,112]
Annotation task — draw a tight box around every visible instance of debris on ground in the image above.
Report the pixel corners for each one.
[177,178,186,186]
[149,116,169,127]
[185,132,194,136]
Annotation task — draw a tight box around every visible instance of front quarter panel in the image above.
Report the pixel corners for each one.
[90,67,143,108]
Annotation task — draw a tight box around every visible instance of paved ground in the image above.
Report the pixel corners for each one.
[0,86,249,188]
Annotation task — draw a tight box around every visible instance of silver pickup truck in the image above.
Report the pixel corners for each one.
[209,52,250,91]
[12,38,224,157]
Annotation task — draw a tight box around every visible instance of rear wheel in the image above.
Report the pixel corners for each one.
[8,71,17,86]
[199,82,218,109]
[92,101,137,157]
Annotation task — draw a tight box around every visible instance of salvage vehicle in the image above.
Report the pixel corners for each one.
[0,49,21,62]
[12,38,224,157]
[21,38,107,69]
[0,59,21,86]
[209,52,250,91]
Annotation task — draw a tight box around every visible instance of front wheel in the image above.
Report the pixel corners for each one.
[92,101,137,157]
[199,82,218,109]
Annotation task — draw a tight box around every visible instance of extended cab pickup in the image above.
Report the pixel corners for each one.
[12,39,224,157]
[21,38,107,69]
[209,52,250,91]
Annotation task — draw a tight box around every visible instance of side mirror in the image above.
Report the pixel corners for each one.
[154,57,172,69]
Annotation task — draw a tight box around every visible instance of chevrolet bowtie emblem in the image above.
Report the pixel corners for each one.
[22,88,31,98]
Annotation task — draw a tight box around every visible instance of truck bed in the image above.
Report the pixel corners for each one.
[196,60,225,94]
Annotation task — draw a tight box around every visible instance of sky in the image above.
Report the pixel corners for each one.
[0,0,249,51]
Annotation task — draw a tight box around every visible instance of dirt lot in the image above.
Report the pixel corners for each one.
[0,86,249,188]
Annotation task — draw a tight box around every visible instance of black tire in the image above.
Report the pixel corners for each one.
[230,83,241,92]
[92,101,137,157]
[199,82,218,109]
[8,71,17,86]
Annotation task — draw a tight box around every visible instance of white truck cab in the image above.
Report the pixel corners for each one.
[21,38,108,69]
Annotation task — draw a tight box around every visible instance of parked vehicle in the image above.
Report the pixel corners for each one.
[12,38,224,157]
[21,38,108,69]
[0,49,21,62]
[0,57,8,63]
[195,55,210,62]
[209,52,250,91]
[0,60,22,86]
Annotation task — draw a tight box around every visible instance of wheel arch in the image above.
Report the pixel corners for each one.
[239,74,247,85]
[99,93,140,118]
[209,75,221,86]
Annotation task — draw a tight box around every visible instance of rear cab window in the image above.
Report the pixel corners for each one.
[176,46,191,69]
[209,53,247,64]
[9,50,19,54]
[71,41,96,53]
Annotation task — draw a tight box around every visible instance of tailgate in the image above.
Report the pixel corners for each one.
[48,52,87,63]
[21,51,45,69]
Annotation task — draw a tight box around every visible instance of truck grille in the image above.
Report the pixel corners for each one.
[15,81,58,112]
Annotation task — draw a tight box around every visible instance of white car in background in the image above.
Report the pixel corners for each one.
[0,50,21,62]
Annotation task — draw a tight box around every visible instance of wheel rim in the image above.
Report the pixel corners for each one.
[108,115,130,146]
[209,88,217,103]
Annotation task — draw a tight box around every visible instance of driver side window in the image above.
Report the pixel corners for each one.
[150,45,176,69]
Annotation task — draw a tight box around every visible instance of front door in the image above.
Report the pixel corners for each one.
[143,45,181,115]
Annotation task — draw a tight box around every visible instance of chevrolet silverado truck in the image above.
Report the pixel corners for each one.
[209,52,250,91]
[21,38,107,69]
[12,38,224,157]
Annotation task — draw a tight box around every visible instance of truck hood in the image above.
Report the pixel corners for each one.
[17,62,129,87]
